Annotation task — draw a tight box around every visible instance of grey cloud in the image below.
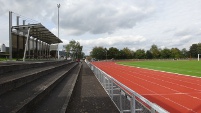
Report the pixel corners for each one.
[174,28,192,36]
[1,0,58,23]
[57,0,155,35]
[195,30,201,36]
[0,1,4,15]
[1,0,155,36]
[163,28,176,33]
[166,35,192,48]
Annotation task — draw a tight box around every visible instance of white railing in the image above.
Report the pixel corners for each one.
[86,61,169,113]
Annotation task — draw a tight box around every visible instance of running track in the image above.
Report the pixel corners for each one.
[92,61,201,113]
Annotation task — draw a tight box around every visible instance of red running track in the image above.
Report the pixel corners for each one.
[92,61,201,113]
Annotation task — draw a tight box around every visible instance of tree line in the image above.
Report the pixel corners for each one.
[90,43,201,60]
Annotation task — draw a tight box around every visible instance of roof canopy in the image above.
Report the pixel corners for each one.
[12,23,62,44]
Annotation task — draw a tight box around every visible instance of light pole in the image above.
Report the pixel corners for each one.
[57,4,60,60]
[105,48,107,60]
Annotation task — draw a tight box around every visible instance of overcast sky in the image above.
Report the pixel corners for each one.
[0,0,201,55]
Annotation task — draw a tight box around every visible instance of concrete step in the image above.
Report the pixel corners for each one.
[31,63,82,113]
[0,62,78,113]
[0,60,73,95]
[0,60,71,75]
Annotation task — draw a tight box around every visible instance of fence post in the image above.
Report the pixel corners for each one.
[131,94,136,113]
[109,79,112,96]
[111,80,114,99]
[120,90,123,113]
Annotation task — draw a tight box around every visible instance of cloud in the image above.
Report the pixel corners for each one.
[0,1,5,15]
[76,35,146,54]
[57,0,155,35]
[79,35,146,46]
[174,28,194,36]
[0,0,58,24]
[1,0,201,55]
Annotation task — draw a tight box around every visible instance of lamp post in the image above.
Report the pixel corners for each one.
[57,4,60,60]
[105,48,107,60]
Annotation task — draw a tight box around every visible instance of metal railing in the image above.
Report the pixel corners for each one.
[86,61,169,113]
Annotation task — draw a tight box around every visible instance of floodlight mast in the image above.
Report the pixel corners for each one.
[9,11,12,60]
[57,4,60,60]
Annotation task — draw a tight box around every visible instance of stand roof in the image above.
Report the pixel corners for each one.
[12,23,62,44]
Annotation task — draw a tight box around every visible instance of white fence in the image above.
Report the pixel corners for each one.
[87,61,169,113]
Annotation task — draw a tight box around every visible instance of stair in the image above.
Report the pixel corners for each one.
[0,60,81,113]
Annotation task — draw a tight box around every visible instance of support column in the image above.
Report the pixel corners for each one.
[38,40,40,59]
[42,41,44,59]
[16,16,19,60]
[48,44,50,59]
[40,41,42,59]
[23,27,31,62]
[45,43,47,58]
[23,20,26,55]
[28,36,30,59]
[36,39,38,59]
[9,11,12,60]
[32,38,35,59]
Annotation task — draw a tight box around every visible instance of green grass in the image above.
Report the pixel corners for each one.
[117,60,201,77]
[0,58,17,61]
[0,58,8,61]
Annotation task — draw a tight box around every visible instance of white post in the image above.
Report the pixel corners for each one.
[58,44,59,59]
[57,4,60,60]
[23,27,31,62]
[198,54,200,61]
[9,11,12,60]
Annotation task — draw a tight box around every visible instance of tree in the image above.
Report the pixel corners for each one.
[197,43,201,54]
[122,47,132,59]
[170,48,181,59]
[150,44,160,59]
[118,50,126,59]
[135,49,146,59]
[160,48,171,59]
[145,50,153,59]
[181,48,188,58]
[189,44,198,58]
[90,46,105,60]
[65,40,83,60]
[107,47,119,59]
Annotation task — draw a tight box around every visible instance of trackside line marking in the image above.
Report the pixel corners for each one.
[120,64,201,87]
[114,64,201,101]
[105,62,200,112]
[122,67,201,91]
[98,64,196,112]
[115,63,201,89]
[142,92,201,96]
[118,63,201,79]
[95,62,201,112]
[109,68,197,113]
[113,66,201,103]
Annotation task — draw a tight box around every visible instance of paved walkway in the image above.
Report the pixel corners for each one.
[66,61,119,113]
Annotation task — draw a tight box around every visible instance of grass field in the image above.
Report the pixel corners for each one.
[117,60,201,77]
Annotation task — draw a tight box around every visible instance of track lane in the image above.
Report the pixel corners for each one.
[92,61,201,113]
[100,63,201,112]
